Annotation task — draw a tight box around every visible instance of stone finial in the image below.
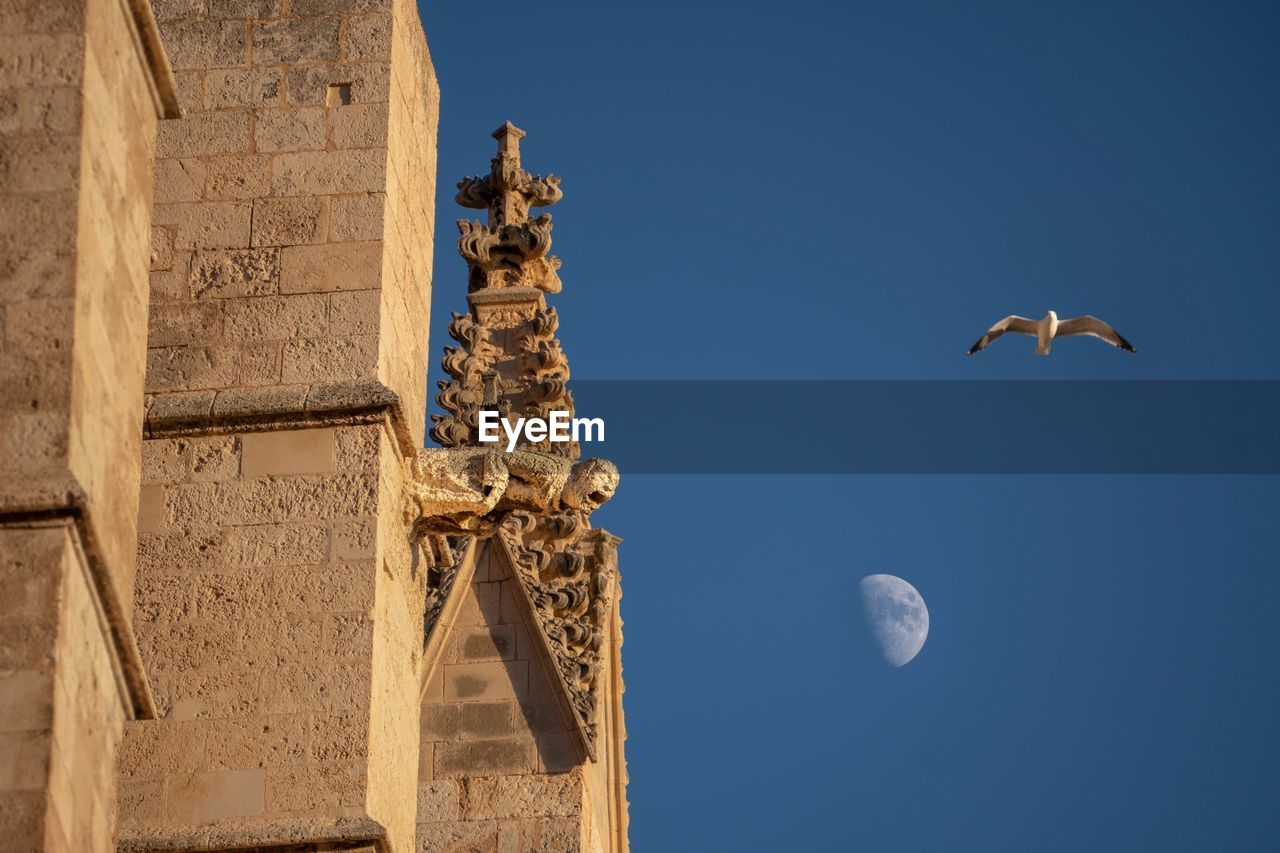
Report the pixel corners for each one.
[456,121,562,231]
[432,124,576,454]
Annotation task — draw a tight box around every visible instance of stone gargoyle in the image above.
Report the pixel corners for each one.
[404,447,619,543]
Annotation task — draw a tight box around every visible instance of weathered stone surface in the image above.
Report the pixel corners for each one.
[190,248,279,298]
[251,196,329,246]
[252,17,342,65]
[159,20,247,70]
[279,241,383,293]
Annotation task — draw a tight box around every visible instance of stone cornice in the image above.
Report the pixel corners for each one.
[117,816,388,853]
[143,379,419,461]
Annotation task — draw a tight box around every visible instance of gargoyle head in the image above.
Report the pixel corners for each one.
[562,458,620,514]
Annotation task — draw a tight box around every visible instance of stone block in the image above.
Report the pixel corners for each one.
[172,70,203,111]
[286,62,390,106]
[458,701,513,740]
[153,201,252,250]
[421,703,459,741]
[331,516,374,560]
[417,779,461,823]
[188,435,241,481]
[327,289,380,336]
[157,110,252,158]
[239,427,336,477]
[524,817,584,853]
[0,671,52,732]
[444,661,528,703]
[289,0,390,14]
[320,613,372,660]
[222,293,329,341]
[208,0,286,19]
[164,768,265,822]
[452,581,503,628]
[265,761,363,812]
[220,522,328,569]
[463,774,583,820]
[271,149,387,197]
[140,438,188,485]
[190,248,279,298]
[152,0,207,23]
[306,712,368,763]
[329,193,385,242]
[204,67,284,110]
[151,262,194,302]
[164,668,261,720]
[534,731,582,774]
[147,299,223,347]
[203,715,309,770]
[329,101,388,149]
[252,17,341,65]
[343,14,392,62]
[279,241,382,293]
[204,153,271,199]
[435,738,535,777]
[145,345,240,392]
[280,336,377,382]
[137,484,166,533]
[251,196,329,246]
[159,20,248,70]
[237,343,284,385]
[136,528,225,575]
[254,106,326,153]
[145,390,215,421]
[0,135,78,192]
[151,225,176,270]
[415,820,499,853]
[455,625,516,663]
[118,722,205,779]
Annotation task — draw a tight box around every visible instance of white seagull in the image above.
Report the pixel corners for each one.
[967,310,1136,356]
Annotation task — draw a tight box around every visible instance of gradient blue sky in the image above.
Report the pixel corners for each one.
[418,2,1280,849]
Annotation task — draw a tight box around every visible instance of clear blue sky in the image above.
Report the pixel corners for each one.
[419,2,1280,849]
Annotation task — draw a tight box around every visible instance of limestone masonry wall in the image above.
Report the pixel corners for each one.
[143,0,439,434]
[122,424,422,848]
[1,0,175,850]
[124,0,440,850]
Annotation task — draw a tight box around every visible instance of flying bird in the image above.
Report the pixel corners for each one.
[966,310,1136,356]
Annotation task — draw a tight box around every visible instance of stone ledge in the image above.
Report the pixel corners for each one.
[124,0,183,118]
[117,816,388,853]
[0,480,158,722]
[144,379,416,460]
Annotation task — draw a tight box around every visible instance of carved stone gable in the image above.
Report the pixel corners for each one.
[496,513,620,758]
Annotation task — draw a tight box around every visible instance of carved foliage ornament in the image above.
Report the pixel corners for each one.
[498,513,620,758]
[430,123,576,456]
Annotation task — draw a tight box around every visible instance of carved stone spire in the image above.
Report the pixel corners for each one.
[432,122,577,457]
[409,124,622,760]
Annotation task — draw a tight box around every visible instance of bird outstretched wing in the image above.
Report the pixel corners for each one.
[1055,316,1136,352]
[966,316,1038,355]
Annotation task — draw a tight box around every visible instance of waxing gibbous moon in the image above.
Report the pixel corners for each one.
[860,574,929,667]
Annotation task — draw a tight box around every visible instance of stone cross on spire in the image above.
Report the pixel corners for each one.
[431,123,577,455]
[456,121,563,230]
